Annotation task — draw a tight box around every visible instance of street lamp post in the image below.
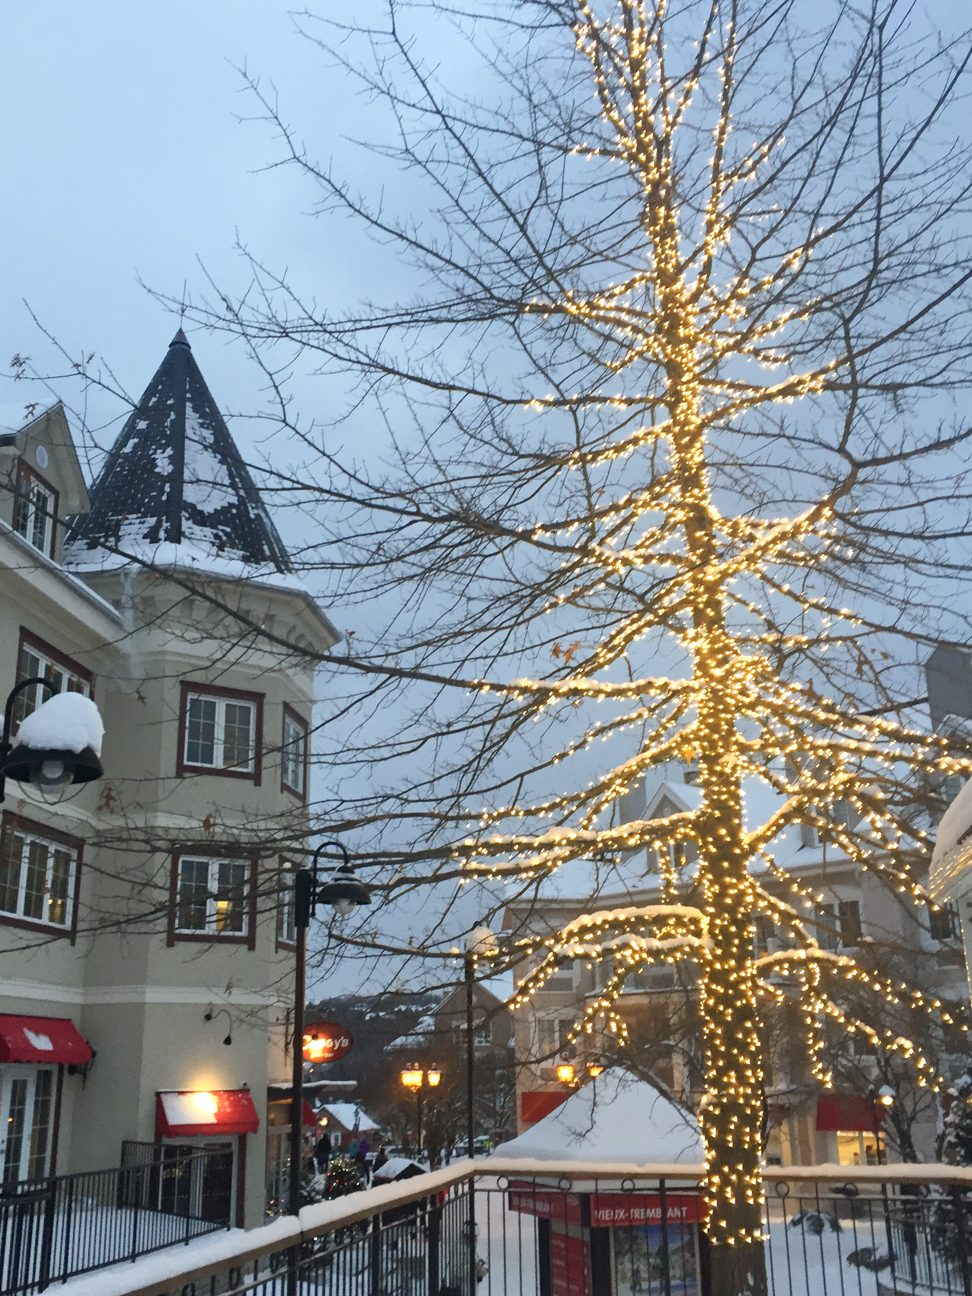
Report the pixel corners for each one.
[463,927,496,1159]
[288,844,372,1220]
[400,1066,441,1161]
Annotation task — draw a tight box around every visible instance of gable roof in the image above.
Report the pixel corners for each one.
[0,404,90,516]
[65,331,291,572]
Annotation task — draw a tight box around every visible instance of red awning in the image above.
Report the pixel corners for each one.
[156,1090,260,1138]
[303,1100,317,1128]
[816,1093,880,1133]
[0,1015,91,1065]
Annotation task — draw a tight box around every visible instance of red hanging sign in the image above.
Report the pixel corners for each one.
[302,1021,354,1063]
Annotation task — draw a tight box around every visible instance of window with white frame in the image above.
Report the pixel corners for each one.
[13,464,57,557]
[182,690,257,774]
[281,711,307,797]
[276,862,296,946]
[174,856,251,937]
[14,637,91,729]
[0,818,78,930]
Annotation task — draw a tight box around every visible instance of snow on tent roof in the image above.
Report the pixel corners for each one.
[491,1069,703,1166]
[319,1103,378,1134]
[931,776,972,899]
[373,1157,425,1183]
[15,693,104,757]
[65,331,291,574]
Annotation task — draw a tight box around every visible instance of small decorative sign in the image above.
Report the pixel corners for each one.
[302,1021,353,1063]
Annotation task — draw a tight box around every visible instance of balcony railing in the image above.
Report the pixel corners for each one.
[59,1158,972,1296]
[0,1143,232,1295]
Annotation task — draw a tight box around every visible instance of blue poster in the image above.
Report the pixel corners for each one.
[613,1222,700,1296]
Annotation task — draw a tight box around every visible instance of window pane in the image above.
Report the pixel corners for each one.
[48,849,72,927]
[31,485,51,551]
[23,841,48,921]
[186,696,218,766]
[28,1071,53,1179]
[3,1078,28,1185]
[215,860,249,933]
[277,870,295,944]
[282,718,305,793]
[177,858,211,930]
[0,831,24,914]
[221,703,254,770]
[13,481,31,539]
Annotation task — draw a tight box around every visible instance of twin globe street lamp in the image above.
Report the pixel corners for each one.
[400,1064,442,1158]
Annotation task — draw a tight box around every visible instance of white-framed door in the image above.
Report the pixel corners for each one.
[0,1066,56,1185]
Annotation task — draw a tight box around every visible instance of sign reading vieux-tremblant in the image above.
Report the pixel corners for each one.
[302,1021,354,1063]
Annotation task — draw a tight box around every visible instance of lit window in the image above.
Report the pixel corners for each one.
[175,856,251,937]
[182,689,257,774]
[13,463,57,557]
[0,819,78,929]
[281,711,307,797]
[14,637,91,730]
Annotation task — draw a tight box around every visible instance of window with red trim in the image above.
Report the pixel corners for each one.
[14,631,92,731]
[12,461,58,559]
[171,854,254,943]
[178,683,263,782]
[0,813,80,935]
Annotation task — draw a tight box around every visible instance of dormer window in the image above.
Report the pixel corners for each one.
[178,683,263,783]
[13,462,58,558]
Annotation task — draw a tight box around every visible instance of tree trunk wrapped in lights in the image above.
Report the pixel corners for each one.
[166,3,972,1293]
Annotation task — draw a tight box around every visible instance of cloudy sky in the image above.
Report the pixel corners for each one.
[0,3,410,477]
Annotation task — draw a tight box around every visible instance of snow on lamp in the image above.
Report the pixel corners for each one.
[1,692,104,797]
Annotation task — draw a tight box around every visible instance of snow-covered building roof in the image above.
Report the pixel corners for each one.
[387,1013,436,1051]
[491,1069,704,1167]
[319,1102,379,1134]
[931,777,972,900]
[65,331,291,573]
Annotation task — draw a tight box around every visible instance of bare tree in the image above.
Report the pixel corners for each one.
[30,1,972,1291]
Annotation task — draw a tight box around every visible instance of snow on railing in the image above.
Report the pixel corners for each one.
[60,1159,972,1296]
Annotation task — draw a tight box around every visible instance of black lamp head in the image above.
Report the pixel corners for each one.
[1,744,102,790]
[317,862,372,916]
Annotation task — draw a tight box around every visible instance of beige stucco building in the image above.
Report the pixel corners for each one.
[0,332,337,1226]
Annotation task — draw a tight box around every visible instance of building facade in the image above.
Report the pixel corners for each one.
[505,763,968,1167]
[0,332,338,1225]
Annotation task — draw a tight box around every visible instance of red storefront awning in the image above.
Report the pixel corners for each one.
[816,1093,880,1133]
[0,1014,91,1065]
[156,1090,260,1138]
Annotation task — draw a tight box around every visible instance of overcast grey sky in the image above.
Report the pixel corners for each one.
[0,2,402,466]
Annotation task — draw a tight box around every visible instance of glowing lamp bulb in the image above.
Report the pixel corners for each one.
[556,1063,575,1085]
[426,1067,442,1088]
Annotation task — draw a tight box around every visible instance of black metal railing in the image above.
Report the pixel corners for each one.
[0,1144,232,1295]
[47,1160,972,1296]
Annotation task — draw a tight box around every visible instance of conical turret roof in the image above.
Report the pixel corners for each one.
[67,331,291,573]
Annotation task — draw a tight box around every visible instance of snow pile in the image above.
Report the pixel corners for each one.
[931,777,972,898]
[491,1068,703,1166]
[16,693,104,756]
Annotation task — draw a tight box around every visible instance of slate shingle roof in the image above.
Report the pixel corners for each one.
[67,331,291,572]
